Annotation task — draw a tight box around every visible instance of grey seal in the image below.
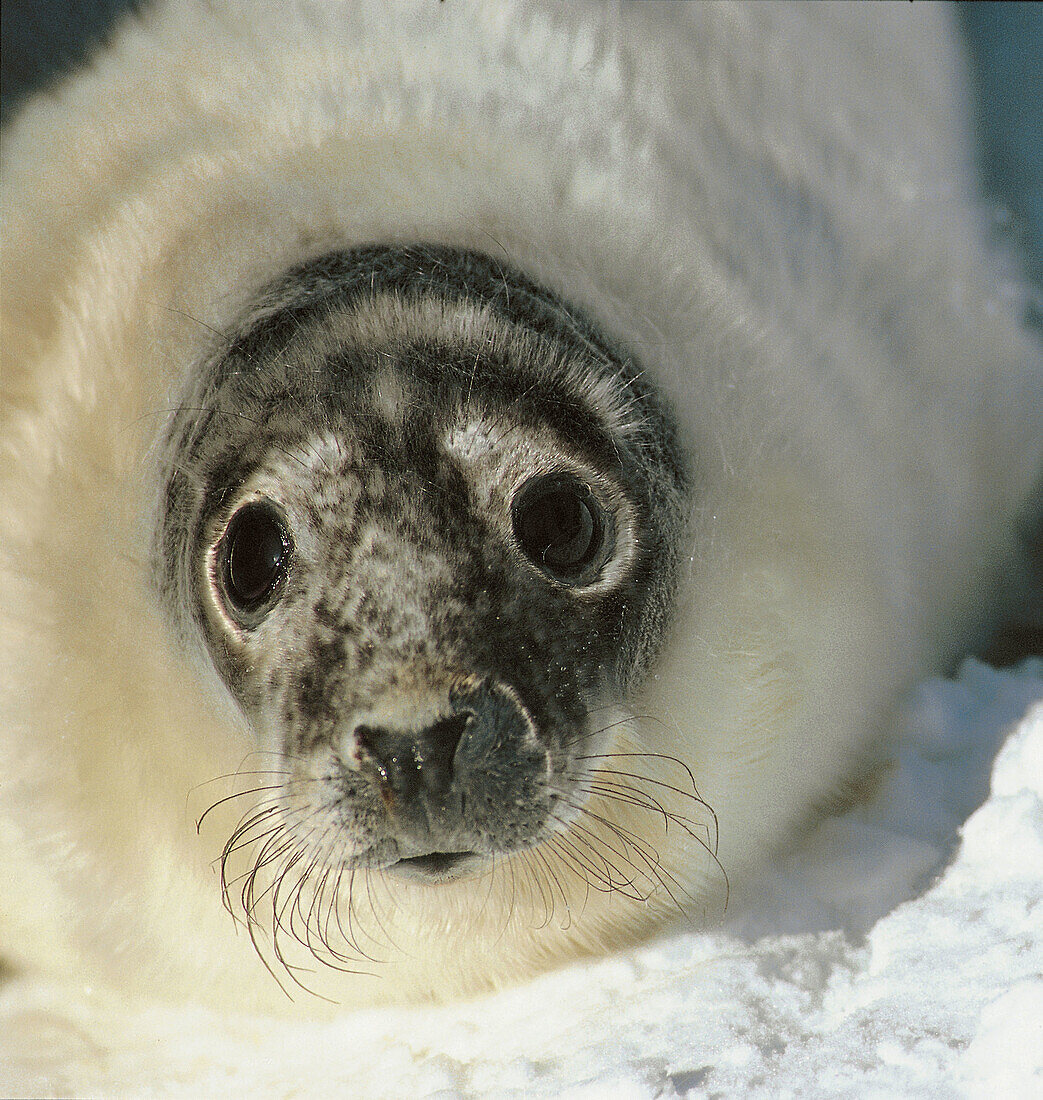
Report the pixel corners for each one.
[2,0,1039,1017]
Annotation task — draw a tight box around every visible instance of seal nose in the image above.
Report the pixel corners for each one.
[355,711,471,810]
[347,680,546,872]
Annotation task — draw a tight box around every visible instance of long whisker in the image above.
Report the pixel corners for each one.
[196,784,286,833]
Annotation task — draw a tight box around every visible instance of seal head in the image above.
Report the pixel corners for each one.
[155,245,690,899]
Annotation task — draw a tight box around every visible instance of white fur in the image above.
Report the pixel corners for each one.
[1,0,1040,1016]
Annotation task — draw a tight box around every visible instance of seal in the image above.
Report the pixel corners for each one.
[1,1,1040,1013]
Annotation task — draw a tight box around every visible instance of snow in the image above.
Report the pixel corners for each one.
[2,658,1041,1099]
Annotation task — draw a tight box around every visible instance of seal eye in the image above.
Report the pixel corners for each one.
[512,474,610,585]
[220,502,291,617]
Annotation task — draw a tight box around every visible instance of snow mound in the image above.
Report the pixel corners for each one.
[2,659,1041,1098]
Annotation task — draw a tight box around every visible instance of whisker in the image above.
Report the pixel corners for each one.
[547,815,653,902]
[196,785,286,833]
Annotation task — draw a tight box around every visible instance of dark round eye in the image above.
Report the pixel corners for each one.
[512,475,610,585]
[220,502,292,618]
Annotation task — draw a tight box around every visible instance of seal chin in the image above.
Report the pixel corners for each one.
[389,850,484,882]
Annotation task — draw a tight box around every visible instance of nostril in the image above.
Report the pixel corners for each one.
[354,723,418,806]
[426,711,471,762]
[354,723,385,756]
[413,711,471,797]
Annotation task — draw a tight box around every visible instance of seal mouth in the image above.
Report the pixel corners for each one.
[390,850,480,882]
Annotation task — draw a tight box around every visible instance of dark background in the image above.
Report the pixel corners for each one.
[2,0,1041,661]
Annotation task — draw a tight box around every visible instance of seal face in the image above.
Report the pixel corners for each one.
[155,245,690,910]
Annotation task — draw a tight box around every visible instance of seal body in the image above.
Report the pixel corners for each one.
[1,1,1040,1013]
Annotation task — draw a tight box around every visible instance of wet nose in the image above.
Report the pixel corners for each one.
[354,710,471,809]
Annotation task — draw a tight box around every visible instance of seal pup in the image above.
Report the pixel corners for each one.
[1,1,1040,1013]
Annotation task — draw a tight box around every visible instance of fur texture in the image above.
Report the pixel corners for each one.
[1,0,1040,1015]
